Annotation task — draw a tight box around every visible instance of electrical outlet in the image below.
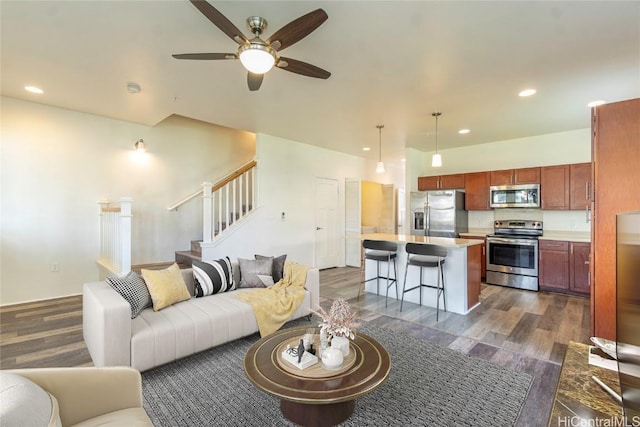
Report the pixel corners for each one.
[50,262,60,272]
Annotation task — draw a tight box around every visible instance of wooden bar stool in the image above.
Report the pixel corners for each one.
[359,240,399,307]
[400,243,448,320]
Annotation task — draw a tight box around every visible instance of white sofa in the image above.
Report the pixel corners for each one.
[83,264,320,372]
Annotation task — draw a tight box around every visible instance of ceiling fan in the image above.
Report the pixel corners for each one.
[172,0,331,91]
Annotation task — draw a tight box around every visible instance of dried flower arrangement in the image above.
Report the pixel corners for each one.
[314,298,359,340]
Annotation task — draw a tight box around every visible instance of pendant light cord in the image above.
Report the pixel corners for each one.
[377,124,384,162]
[432,112,441,153]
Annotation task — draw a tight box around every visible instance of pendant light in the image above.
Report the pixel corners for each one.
[431,112,442,167]
[376,124,385,173]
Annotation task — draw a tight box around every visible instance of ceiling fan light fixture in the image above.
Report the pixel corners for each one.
[239,43,276,74]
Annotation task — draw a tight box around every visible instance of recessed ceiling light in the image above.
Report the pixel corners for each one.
[362,147,371,151]
[519,89,536,97]
[587,100,606,107]
[458,129,470,134]
[24,86,43,94]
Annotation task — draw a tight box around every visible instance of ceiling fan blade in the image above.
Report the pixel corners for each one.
[247,72,264,91]
[172,53,237,60]
[266,9,328,51]
[189,0,248,45]
[277,57,331,79]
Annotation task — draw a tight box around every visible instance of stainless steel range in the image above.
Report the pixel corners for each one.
[486,220,543,291]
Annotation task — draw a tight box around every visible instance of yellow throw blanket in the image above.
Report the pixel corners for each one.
[231,260,309,337]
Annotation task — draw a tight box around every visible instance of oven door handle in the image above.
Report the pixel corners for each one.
[487,237,538,246]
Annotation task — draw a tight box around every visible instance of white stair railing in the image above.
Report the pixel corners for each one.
[202,161,256,243]
[97,197,132,276]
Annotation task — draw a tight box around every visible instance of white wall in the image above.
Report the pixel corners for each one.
[1,97,255,304]
[405,129,592,232]
[406,128,591,192]
[201,133,405,266]
[1,95,592,305]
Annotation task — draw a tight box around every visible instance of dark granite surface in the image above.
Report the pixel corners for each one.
[549,341,624,426]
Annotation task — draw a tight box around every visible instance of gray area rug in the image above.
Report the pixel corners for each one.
[142,321,533,426]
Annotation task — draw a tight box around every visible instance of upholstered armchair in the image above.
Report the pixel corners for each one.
[1,367,152,426]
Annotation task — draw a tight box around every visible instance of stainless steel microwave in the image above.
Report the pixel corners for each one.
[489,184,540,208]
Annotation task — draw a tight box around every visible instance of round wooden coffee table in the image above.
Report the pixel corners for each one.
[244,326,390,427]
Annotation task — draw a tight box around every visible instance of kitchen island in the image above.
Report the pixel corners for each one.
[354,233,484,315]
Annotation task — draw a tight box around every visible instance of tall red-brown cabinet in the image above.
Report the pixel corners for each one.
[591,98,640,340]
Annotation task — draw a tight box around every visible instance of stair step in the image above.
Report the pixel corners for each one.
[175,250,201,268]
[131,261,190,273]
[190,240,202,254]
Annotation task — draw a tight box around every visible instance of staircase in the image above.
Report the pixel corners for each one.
[174,240,202,268]
[171,161,257,267]
[103,161,257,274]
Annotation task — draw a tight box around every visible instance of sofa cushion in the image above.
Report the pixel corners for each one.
[238,257,274,288]
[141,264,191,311]
[192,257,235,297]
[106,271,151,318]
[255,254,287,282]
[131,290,258,371]
[0,372,61,427]
[70,407,151,427]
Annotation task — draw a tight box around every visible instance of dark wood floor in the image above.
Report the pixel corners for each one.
[320,267,591,427]
[0,266,591,426]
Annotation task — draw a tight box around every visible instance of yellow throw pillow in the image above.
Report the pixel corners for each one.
[142,263,191,311]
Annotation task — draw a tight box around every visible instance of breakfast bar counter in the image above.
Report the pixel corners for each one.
[353,233,484,315]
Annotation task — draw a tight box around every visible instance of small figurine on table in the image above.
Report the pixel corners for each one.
[297,338,305,364]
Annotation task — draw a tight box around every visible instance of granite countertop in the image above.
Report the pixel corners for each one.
[539,231,591,243]
[460,229,493,237]
[549,341,623,426]
[354,233,485,248]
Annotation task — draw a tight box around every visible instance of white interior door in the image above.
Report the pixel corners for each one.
[345,179,362,267]
[315,178,339,269]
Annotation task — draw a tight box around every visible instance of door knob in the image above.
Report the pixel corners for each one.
[316,227,323,231]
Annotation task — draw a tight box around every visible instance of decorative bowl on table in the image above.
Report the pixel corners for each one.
[321,347,344,370]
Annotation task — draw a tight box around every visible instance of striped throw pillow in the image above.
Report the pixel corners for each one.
[192,257,235,297]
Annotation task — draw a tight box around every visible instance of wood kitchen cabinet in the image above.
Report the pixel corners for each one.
[464,172,491,210]
[541,165,570,210]
[570,242,590,294]
[539,240,569,291]
[417,173,465,191]
[591,98,640,340]
[539,239,590,296]
[490,167,540,185]
[465,235,487,279]
[569,163,591,210]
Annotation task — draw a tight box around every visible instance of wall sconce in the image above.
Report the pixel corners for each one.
[134,139,146,152]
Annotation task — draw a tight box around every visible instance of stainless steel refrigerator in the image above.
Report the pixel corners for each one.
[410,190,468,237]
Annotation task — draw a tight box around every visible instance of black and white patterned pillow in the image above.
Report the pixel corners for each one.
[192,257,235,297]
[106,271,151,318]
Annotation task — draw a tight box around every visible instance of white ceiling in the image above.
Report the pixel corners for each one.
[2,1,639,167]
